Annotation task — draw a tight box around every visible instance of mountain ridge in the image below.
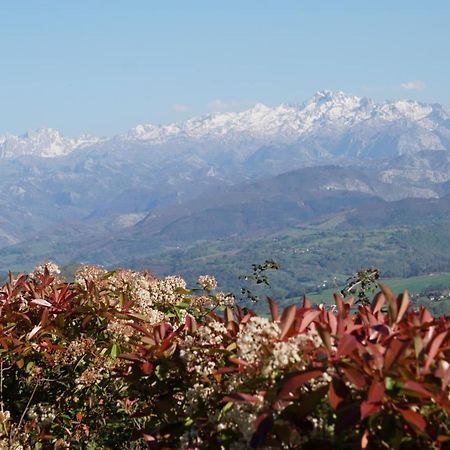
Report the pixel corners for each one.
[1,91,448,159]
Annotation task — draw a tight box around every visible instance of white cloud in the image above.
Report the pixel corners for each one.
[172,104,190,112]
[208,99,229,111]
[400,80,425,91]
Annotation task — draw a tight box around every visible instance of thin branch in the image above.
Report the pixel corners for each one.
[14,380,39,438]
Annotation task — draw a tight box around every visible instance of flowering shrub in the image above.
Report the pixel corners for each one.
[0,263,448,449]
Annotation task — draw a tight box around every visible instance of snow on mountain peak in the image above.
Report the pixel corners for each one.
[1,91,448,159]
[0,128,102,159]
[122,91,449,148]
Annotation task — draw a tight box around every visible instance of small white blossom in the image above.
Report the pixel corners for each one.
[30,261,61,278]
[197,275,217,290]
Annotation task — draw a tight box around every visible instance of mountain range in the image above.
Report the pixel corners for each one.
[1,90,450,277]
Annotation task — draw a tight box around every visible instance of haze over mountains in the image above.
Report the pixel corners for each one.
[1,90,450,276]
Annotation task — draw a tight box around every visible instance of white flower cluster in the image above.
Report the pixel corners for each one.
[52,337,95,366]
[27,403,56,426]
[194,321,228,346]
[215,291,235,307]
[74,265,107,288]
[236,317,281,364]
[184,382,216,412]
[179,321,228,377]
[75,266,186,324]
[310,371,333,391]
[236,316,326,379]
[197,275,217,290]
[107,320,135,342]
[0,441,23,450]
[29,261,61,278]
[147,275,187,305]
[266,335,309,374]
[219,394,265,443]
[75,365,103,387]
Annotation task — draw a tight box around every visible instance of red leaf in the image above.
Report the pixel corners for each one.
[346,296,355,307]
[277,370,323,400]
[371,292,386,314]
[328,312,337,335]
[302,295,311,309]
[40,308,49,327]
[399,408,427,432]
[361,429,369,449]
[184,314,197,333]
[223,392,261,403]
[118,352,143,362]
[342,367,366,389]
[395,290,409,323]
[141,361,153,375]
[367,380,384,404]
[384,338,410,372]
[328,376,350,410]
[336,334,358,359]
[226,320,239,334]
[267,297,279,321]
[158,333,176,353]
[403,381,433,398]
[159,323,171,340]
[424,331,448,372]
[360,401,381,419]
[30,298,52,308]
[334,293,345,315]
[229,357,251,366]
[216,366,240,374]
[224,306,234,324]
[129,322,153,337]
[379,283,397,323]
[328,382,341,410]
[316,324,332,351]
[142,433,156,442]
[299,310,320,333]
[279,305,297,339]
[76,412,83,423]
[420,307,433,324]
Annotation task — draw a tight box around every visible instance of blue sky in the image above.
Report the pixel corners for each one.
[0,1,449,136]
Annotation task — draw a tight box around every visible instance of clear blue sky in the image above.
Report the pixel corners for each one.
[0,1,449,136]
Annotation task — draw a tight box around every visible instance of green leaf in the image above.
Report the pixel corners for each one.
[219,401,234,419]
[110,343,120,357]
[385,377,395,391]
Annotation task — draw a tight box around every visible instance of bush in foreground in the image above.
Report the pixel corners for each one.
[0,263,448,449]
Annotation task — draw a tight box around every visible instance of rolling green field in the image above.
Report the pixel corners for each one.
[305,272,450,303]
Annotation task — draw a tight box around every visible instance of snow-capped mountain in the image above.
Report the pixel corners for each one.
[0,128,102,158]
[122,90,449,148]
[1,91,448,159]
